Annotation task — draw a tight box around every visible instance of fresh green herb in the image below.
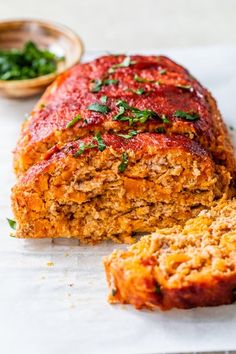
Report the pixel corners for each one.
[90,79,103,93]
[7,218,17,230]
[113,100,130,120]
[94,132,106,151]
[155,282,162,295]
[174,110,200,121]
[115,100,130,109]
[0,41,64,80]
[103,79,119,86]
[84,118,89,125]
[111,288,117,296]
[134,74,160,86]
[39,103,45,108]
[113,100,158,125]
[159,69,167,75]
[118,152,129,173]
[134,74,155,83]
[134,88,145,95]
[87,103,110,114]
[161,114,170,124]
[66,114,82,128]
[100,95,107,104]
[108,56,135,73]
[156,126,166,133]
[74,142,97,157]
[24,113,29,121]
[117,130,138,139]
[176,84,192,91]
[90,78,119,93]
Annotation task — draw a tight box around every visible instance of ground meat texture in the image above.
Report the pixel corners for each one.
[12,133,231,242]
[104,198,236,310]
[13,55,235,178]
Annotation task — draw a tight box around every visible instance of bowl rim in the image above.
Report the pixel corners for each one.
[0,18,84,87]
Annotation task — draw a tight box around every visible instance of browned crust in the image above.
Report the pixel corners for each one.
[103,199,236,310]
[13,55,236,179]
[104,257,236,310]
[11,133,231,241]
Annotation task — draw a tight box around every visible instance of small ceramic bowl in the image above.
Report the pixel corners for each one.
[0,19,84,98]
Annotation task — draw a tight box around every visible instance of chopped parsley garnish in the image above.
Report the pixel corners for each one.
[174,110,200,121]
[39,103,45,108]
[90,78,119,93]
[74,132,106,157]
[134,74,159,85]
[159,69,167,75]
[0,41,64,80]
[155,282,162,295]
[108,56,135,74]
[118,152,129,173]
[176,84,192,91]
[161,114,170,124]
[103,79,119,86]
[117,130,138,139]
[7,218,17,230]
[66,114,82,128]
[113,100,158,125]
[94,132,106,151]
[111,288,117,296]
[134,74,154,83]
[90,79,103,93]
[87,103,110,114]
[134,88,145,95]
[74,142,97,157]
[156,126,166,133]
[100,95,107,103]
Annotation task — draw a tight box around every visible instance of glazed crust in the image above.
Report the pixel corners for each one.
[104,199,236,310]
[13,55,235,177]
[11,133,231,242]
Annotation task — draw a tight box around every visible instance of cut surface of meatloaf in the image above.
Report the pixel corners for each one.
[11,133,231,242]
[14,54,235,177]
[104,198,236,310]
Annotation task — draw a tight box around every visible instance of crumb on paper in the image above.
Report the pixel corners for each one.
[68,283,74,287]
[41,276,46,280]
[46,261,54,267]
[64,253,69,257]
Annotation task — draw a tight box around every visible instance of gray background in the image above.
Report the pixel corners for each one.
[1,0,236,51]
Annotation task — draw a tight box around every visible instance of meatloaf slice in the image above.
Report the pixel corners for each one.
[13,55,235,177]
[12,133,230,242]
[104,198,236,310]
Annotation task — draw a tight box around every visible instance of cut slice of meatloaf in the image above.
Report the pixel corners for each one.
[13,55,235,177]
[12,133,230,242]
[104,198,236,310]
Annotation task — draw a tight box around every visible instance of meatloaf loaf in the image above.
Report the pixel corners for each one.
[11,133,230,242]
[104,198,236,310]
[12,54,235,241]
[13,55,235,177]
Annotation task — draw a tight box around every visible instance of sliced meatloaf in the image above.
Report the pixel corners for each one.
[11,133,231,242]
[104,198,236,310]
[13,55,235,177]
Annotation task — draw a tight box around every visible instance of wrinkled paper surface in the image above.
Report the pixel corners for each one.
[1,47,236,354]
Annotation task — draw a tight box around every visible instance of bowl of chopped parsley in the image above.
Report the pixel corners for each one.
[0,19,83,97]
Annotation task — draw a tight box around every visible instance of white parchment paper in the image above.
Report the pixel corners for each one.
[1,47,236,354]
